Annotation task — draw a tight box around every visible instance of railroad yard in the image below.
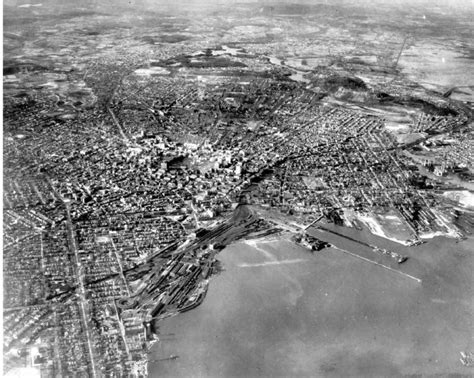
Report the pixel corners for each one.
[3,1,473,376]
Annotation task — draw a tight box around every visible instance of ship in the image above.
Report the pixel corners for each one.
[373,246,408,264]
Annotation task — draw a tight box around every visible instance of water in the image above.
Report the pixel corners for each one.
[268,55,310,84]
[134,67,170,76]
[149,233,473,377]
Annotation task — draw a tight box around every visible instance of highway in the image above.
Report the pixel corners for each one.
[64,202,98,378]
[110,237,131,296]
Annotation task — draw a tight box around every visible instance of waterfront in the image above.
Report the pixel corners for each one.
[4,1,473,375]
[150,233,473,377]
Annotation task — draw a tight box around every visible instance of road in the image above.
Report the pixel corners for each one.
[64,202,98,378]
[110,237,131,296]
[107,106,130,143]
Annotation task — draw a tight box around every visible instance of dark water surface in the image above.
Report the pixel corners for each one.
[150,234,473,377]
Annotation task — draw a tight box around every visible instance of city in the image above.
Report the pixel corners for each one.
[3,0,473,376]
